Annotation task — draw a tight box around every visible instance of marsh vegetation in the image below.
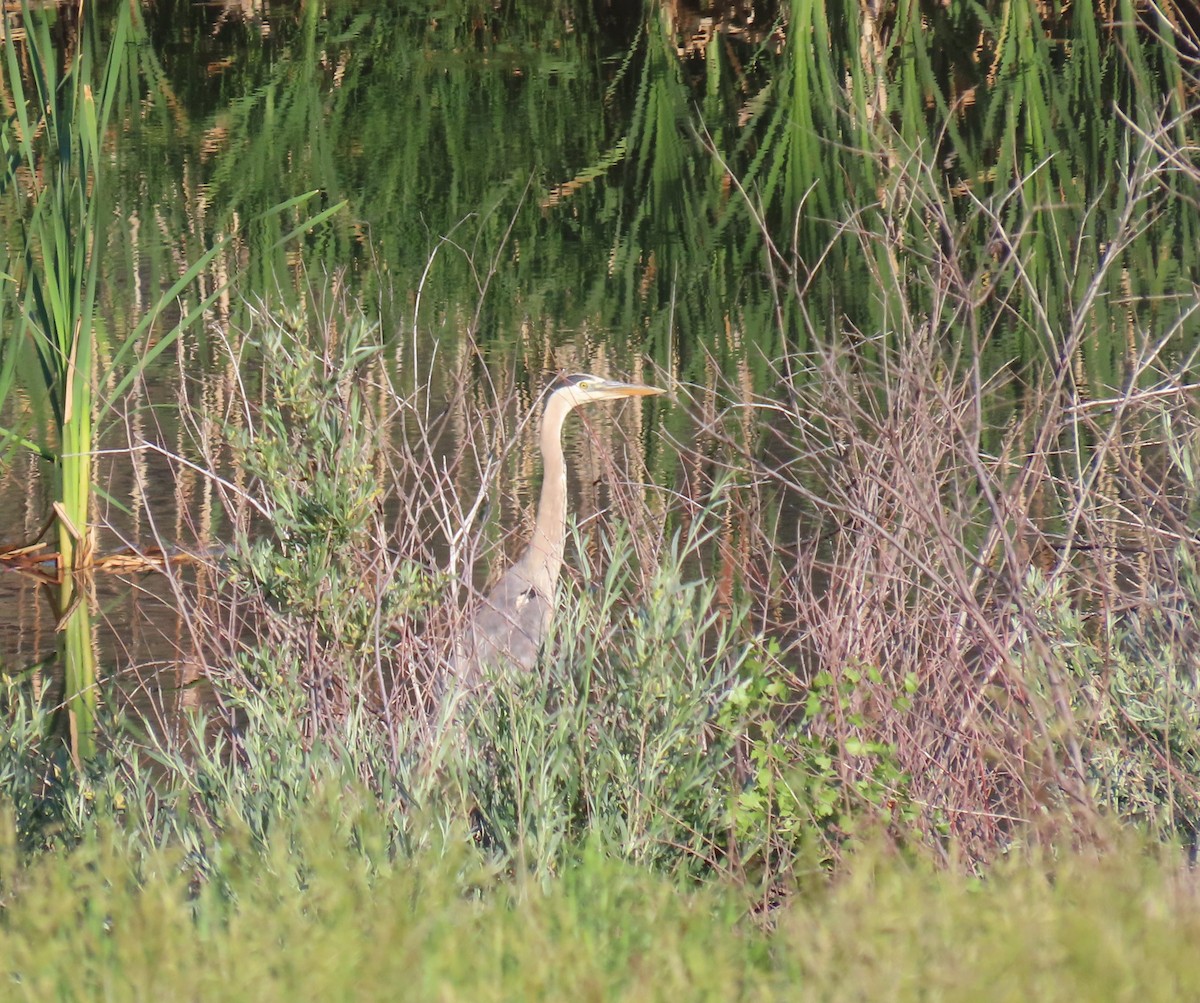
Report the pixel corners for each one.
[1,0,1199,995]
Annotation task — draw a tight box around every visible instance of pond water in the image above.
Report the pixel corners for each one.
[1,0,1197,734]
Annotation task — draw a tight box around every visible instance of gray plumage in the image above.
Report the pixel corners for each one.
[455,374,664,689]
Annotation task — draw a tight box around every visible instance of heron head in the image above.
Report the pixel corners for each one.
[548,373,666,410]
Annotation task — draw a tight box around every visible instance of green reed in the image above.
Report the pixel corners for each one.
[0,5,226,761]
[0,6,223,568]
[1,10,107,568]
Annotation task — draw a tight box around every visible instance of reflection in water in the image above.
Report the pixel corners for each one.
[54,575,97,764]
[0,559,214,755]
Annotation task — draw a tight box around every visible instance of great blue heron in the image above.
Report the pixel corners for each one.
[455,374,665,687]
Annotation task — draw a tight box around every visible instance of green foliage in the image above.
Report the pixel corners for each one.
[0,675,182,857]
[0,653,413,874]
[1019,423,1200,844]
[724,652,920,871]
[771,838,1200,1002]
[1,775,1200,1001]
[1,6,1198,992]
[0,6,226,562]
[1092,583,1200,843]
[0,9,112,560]
[229,307,441,668]
[1022,561,1200,845]
[451,515,914,883]
[0,677,81,852]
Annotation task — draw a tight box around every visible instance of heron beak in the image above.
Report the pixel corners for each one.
[609,382,666,397]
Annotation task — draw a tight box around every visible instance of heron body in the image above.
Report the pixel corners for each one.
[455,374,665,688]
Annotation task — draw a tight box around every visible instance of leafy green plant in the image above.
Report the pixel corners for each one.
[223,302,443,736]
[722,645,920,874]
[233,313,383,638]
[1020,563,1200,845]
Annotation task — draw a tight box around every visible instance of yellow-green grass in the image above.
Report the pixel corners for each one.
[1,803,1196,1002]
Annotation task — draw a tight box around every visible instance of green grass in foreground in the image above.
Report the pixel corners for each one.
[0,796,1197,1001]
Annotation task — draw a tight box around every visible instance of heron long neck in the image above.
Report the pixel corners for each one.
[519,393,573,592]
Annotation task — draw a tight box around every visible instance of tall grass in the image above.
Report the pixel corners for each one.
[617,0,1199,373]
[1,9,111,571]
[0,6,344,760]
[0,5,225,761]
[4,75,1193,898]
